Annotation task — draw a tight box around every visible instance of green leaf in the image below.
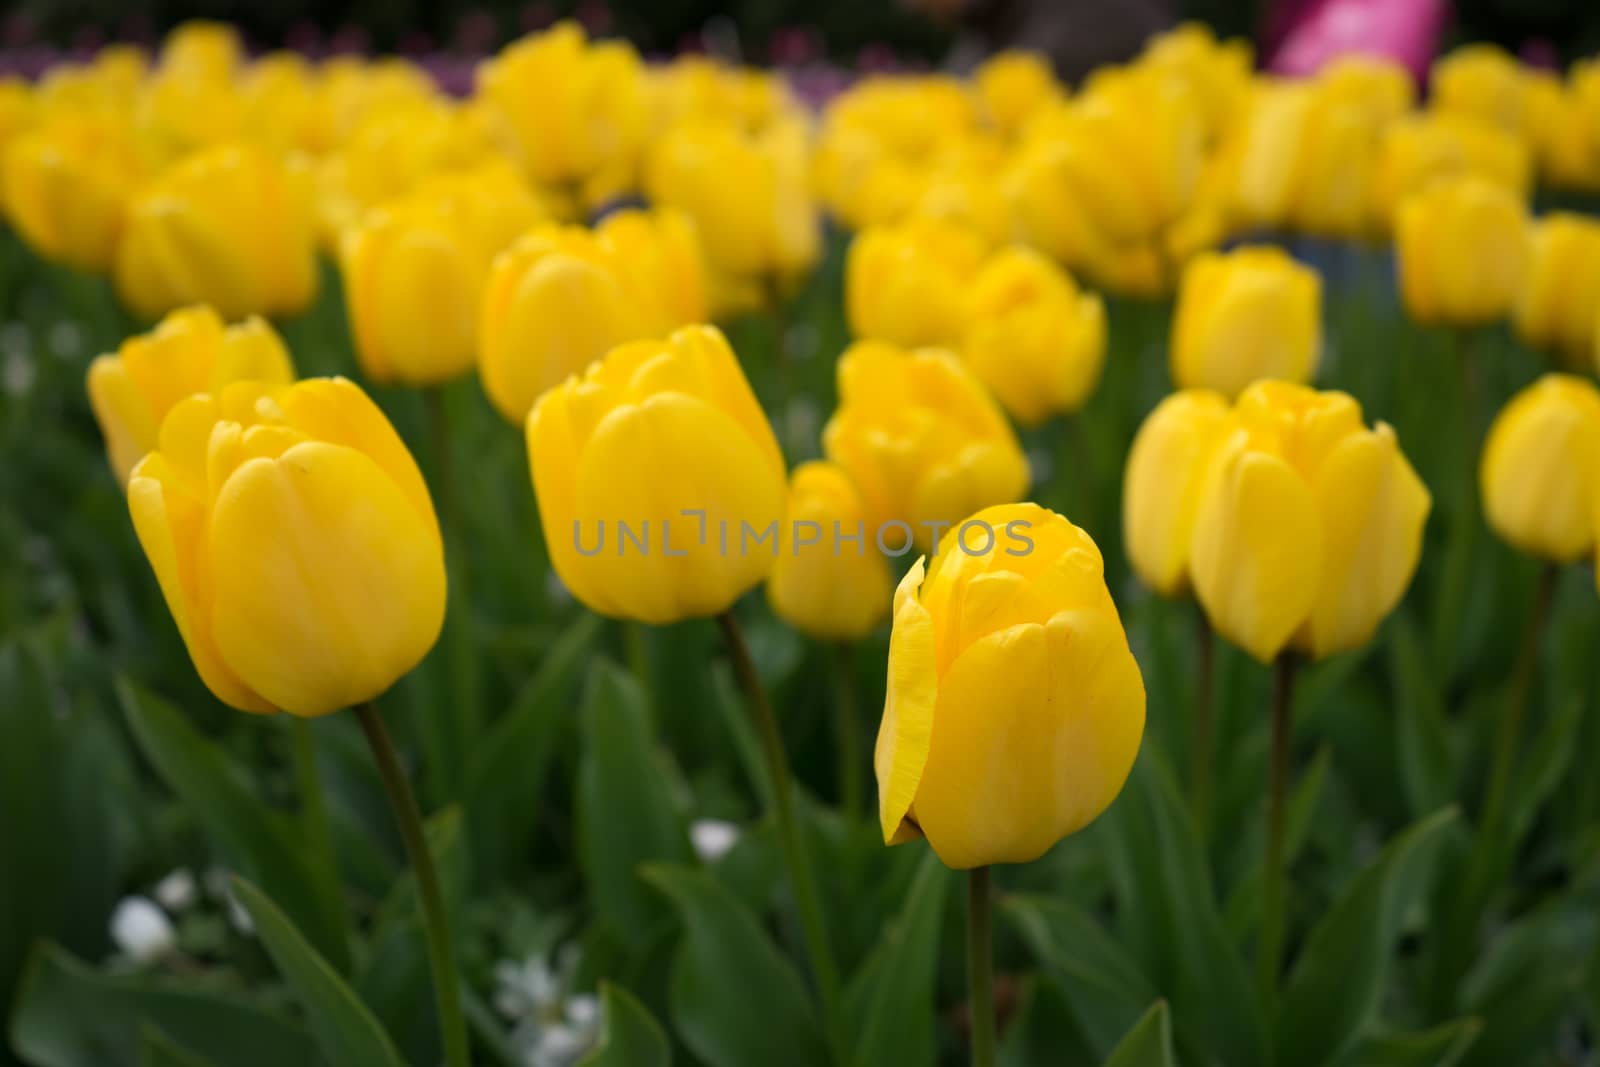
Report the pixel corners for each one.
[845,849,951,1067]
[575,981,672,1067]
[1353,1019,1482,1067]
[1225,745,1333,940]
[577,662,692,947]
[137,1028,219,1067]
[1389,618,1456,819]
[8,943,316,1067]
[1103,1001,1176,1067]
[644,865,826,1067]
[230,877,405,1067]
[117,678,350,972]
[998,977,1097,1067]
[1276,807,1459,1067]
[1461,906,1587,1067]
[1506,694,1581,846]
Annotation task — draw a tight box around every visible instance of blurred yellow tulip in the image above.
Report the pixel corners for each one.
[823,341,1029,550]
[1431,44,1537,139]
[972,51,1063,138]
[1123,390,1232,598]
[1526,70,1599,193]
[88,305,295,486]
[157,20,243,83]
[847,217,989,347]
[527,325,786,624]
[1375,111,1531,227]
[3,114,150,272]
[305,57,440,155]
[342,163,545,387]
[238,53,322,155]
[129,377,445,716]
[1480,375,1600,563]
[1190,381,1431,662]
[1514,213,1600,368]
[1171,245,1321,397]
[961,246,1105,425]
[874,502,1144,868]
[650,56,799,134]
[1396,175,1529,326]
[767,461,892,641]
[116,143,318,320]
[1136,22,1253,142]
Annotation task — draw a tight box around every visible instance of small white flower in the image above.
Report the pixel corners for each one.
[110,896,176,963]
[532,1023,591,1067]
[494,957,561,1022]
[564,993,599,1030]
[153,868,198,912]
[690,819,740,864]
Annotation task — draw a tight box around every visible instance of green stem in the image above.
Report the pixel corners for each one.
[1257,652,1298,1000]
[1191,606,1216,839]
[716,612,847,1065]
[355,703,470,1067]
[425,385,478,797]
[1477,563,1558,851]
[832,643,862,823]
[967,867,996,1067]
[290,718,352,972]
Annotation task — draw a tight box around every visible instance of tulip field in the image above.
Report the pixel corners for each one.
[5,13,1600,1067]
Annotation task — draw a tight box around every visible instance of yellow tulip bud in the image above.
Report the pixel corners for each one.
[846,218,989,347]
[0,78,35,156]
[1190,381,1431,662]
[961,247,1106,426]
[1137,23,1253,141]
[527,325,786,624]
[1513,213,1600,369]
[650,56,799,134]
[766,462,892,640]
[1431,44,1535,139]
[479,208,706,424]
[129,377,445,716]
[158,20,243,83]
[874,502,1145,868]
[823,341,1029,551]
[87,305,295,486]
[1171,245,1321,397]
[238,53,321,155]
[1375,112,1531,227]
[341,163,544,386]
[3,114,149,272]
[973,51,1063,138]
[1123,390,1232,598]
[116,143,318,321]
[306,57,439,156]
[1395,175,1529,327]
[1480,375,1600,563]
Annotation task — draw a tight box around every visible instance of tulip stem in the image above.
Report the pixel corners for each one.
[833,642,862,823]
[1191,606,1216,839]
[355,702,470,1067]
[1257,651,1298,1000]
[967,866,997,1067]
[289,717,352,972]
[716,611,847,1065]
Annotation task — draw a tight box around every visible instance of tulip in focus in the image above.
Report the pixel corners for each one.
[3,114,150,272]
[823,341,1029,550]
[874,502,1145,868]
[1189,381,1431,662]
[1123,390,1232,598]
[961,247,1106,426]
[1395,175,1529,327]
[767,462,892,641]
[88,306,295,486]
[847,218,989,347]
[1513,213,1600,369]
[1480,375,1600,563]
[129,378,446,716]
[116,143,318,321]
[1171,245,1322,397]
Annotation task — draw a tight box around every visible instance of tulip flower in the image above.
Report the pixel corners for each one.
[479,208,706,424]
[1480,375,1600,563]
[1374,112,1531,227]
[1431,44,1538,139]
[304,56,440,156]
[767,461,891,641]
[87,306,295,485]
[1513,214,1600,369]
[341,163,545,386]
[1123,390,1232,598]
[1189,381,1431,663]
[650,56,799,134]
[972,51,1063,138]
[1395,175,1529,327]
[115,143,319,321]
[1171,246,1322,397]
[527,325,785,624]
[129,377,445,716]
[1136,22,1253,142]
[960,246,1106,426]
[874,501,1145,868]
[3,114,150,272]
[823,341,1029,551]
[157,20,243,83]
[846,217,989,347]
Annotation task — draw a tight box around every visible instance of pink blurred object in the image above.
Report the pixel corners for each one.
[1268,0,1450,82]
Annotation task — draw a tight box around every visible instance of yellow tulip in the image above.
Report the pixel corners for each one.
[1136,22,1253,141]
[1526,70,1599,193]
[961,246,1106,426]
[238,53,322,155]
[479,208,706,424]
[1171,245,1321,397]
[973,51,1063,138]
[0,78,35,157]
[1123,390,1232,598]
[36,46,148,118]
[341,163,544,386]
[767,461,892,640]
[650,56,799,136]
[1480,375,1600,563]
[846,218,989,347]
[157,20,243,83]
[1513,213,1600,368]
[129,377,445,716]
[1189,381,1431,662]
[874,502,1145,868]
[305,57,439,155]
[527,324,786,624]
[1374,112,1531,227]
[1431,44,1536,139]
[3,114,149,272]
[1395,175,1529,326]
[88,305,295,486]
[116,143,318,321]
[823,341,1029,551]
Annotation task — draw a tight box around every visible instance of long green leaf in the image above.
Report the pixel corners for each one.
[1103,1001,1177,1067]
[845,849,950,1067]
[575,982,672,1067]
[1389,618,1456,819]
[231,877,405,1067]
[137,1028,218,1067]
[1354,1019,1482,1067]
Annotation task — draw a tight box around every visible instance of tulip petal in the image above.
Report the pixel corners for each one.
[875,557,938,845]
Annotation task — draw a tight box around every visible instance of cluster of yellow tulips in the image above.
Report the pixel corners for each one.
[6,12,1600,1067]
